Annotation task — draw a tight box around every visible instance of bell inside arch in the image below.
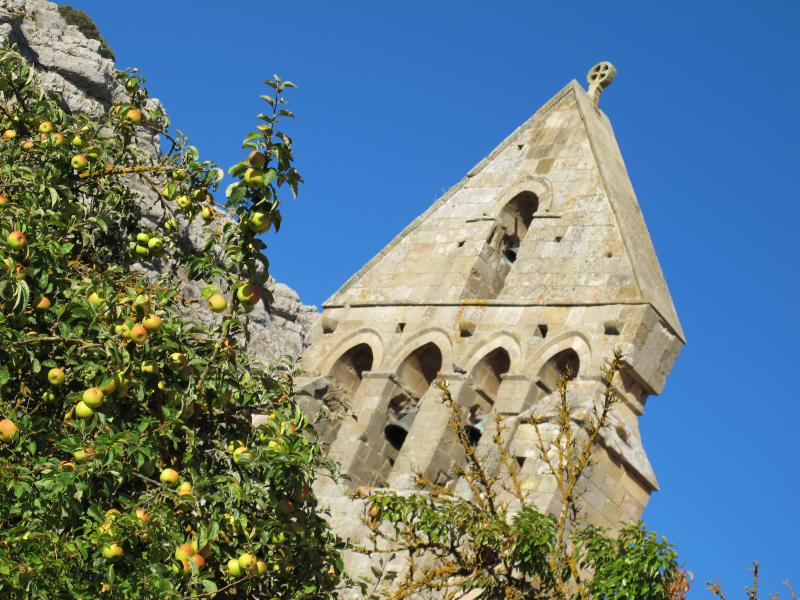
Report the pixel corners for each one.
[465,415,489,447]
[384,408,419,451]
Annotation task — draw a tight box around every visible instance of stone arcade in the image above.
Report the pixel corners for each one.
[298,62,685,578]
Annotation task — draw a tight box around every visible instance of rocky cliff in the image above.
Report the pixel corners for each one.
[0,0,318,362]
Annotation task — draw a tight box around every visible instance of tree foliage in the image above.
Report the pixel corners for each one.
[358,352,684,600]
[56,6,115,61]
[0,44,339,598]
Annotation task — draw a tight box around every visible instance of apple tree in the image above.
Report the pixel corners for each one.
[0,43,341,598]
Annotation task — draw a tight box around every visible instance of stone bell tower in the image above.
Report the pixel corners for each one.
[299,62,684,559]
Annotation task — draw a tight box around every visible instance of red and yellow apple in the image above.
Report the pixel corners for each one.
[7,230,26,249]
[0,418,19,443]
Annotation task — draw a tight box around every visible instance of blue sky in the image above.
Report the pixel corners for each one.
[64,1,799,596]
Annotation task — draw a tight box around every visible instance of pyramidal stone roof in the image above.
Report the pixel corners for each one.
[327,79,684,343]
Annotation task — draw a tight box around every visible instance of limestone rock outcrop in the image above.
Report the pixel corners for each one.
[0,0,318,362]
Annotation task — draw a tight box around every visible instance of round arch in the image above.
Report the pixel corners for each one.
[318,328,384,376]
[495,175,554,216]
[528,332,592,382]
[385,327,453,376]
[460,331,522,375]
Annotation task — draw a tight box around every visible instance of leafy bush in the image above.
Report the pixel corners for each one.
[0,44,339,598]
[56,6,115,61]
[358,352,683,599]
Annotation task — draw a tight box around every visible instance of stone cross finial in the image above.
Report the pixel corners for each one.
[587,61,617,107]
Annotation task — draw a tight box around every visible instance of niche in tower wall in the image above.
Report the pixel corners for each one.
[465,191,539,299]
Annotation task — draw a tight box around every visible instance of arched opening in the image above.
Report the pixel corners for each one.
[384,342,443,455]
[328,343,374,397]
[464,347,511,445]
[465,191,538,299]
[537,348,580,394]
[316,343,374,446]
[496,191,538,266]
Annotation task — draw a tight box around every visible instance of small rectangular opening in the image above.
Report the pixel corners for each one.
[554,236,563,242]
[459,320,476,338]
[604,320,620,335]
[396,322,406,333]
[535,324,549,338]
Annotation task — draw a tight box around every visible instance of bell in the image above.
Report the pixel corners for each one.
[384,409,418,451]
[465,416,489,447]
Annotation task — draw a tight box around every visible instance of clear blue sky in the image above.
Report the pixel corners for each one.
[63,1,799,596]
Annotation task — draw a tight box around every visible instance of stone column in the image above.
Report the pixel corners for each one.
[388,373,468,490]
[315,372,396,493]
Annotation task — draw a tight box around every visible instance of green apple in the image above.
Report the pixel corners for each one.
[98,375,117,394]
[71,134,83,147]
[82,387,104,408]
[74,401,94,419]
[87,291,105,306]
[248,211,270,233]
[201,206,214,221]
[169,352,187,370]
[175,195,191,209]
[71,154,88,170]
[48,367,65,386]
[238,553,257,574]
[207,293,227,313]
[159,468,180,486]
[135,232,150,244]
[147,237,163,251]
[142,314,162,332]
[257,560,267,575]
[21,140,34,150]
[141,360,159,375]
[232,446,253,464]
[113,375,132,398]
[134,244,149,256]
[236,283,260,305]
[38,121,53,134]
[227,558,242,578]
[72,448,92,462]
[50,133,65,146]
[0,418,18,443]
[102,543,123,560]
[133,294,149,307]
[177,481,193,497]
[2,129,16,140]
[243,167,265,186]
[7,230,26,249]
